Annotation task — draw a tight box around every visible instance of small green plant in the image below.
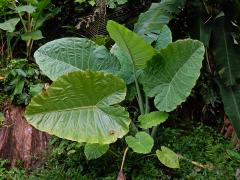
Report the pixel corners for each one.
[0,159,26,179]
[3,59,43,105]
[0,0,60,61]
[0,1,59,106]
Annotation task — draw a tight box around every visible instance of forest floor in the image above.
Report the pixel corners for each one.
[0,120,239,180]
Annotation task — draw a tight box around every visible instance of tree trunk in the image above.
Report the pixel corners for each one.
[0,104,50,168]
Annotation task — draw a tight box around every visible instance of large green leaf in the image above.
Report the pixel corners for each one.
[219,83,240,137]
[134,0,186,43]
[0,18,20,32]
[34,38,120,81]
[141,39,204,112]
[156,146,180,169]
[212,17,240,86]
[139,111,169,129]
[84,144,109,160]
[125,132,154,154]
[26,71,130,144]
[107,21,157,70]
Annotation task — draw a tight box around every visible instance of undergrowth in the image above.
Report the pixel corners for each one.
[0,124,239,180]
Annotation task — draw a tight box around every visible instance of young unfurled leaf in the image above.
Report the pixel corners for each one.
[156,146,180,169]
[107,20,157,70]
[125,132,154,154]
[139,111,169,129]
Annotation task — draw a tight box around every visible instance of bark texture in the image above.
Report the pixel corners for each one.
[0,104,49,168]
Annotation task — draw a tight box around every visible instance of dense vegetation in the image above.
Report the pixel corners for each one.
[0,0,240,179]
[0,123,239,179]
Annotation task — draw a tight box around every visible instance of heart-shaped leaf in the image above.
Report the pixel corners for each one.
[139,111,169,129]
[34,38,120,81]
[15,5,36,13]
[84,144,109,160]
[26,71,130,144]
[21,30,44,41]
[0,18,20,32]
[125,132,154,154]
[156,146,180,169]
[141,39,204,112]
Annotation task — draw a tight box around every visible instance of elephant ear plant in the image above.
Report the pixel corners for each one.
[25,21,204,175]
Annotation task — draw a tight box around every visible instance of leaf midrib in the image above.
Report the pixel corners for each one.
[162,43,201,93]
